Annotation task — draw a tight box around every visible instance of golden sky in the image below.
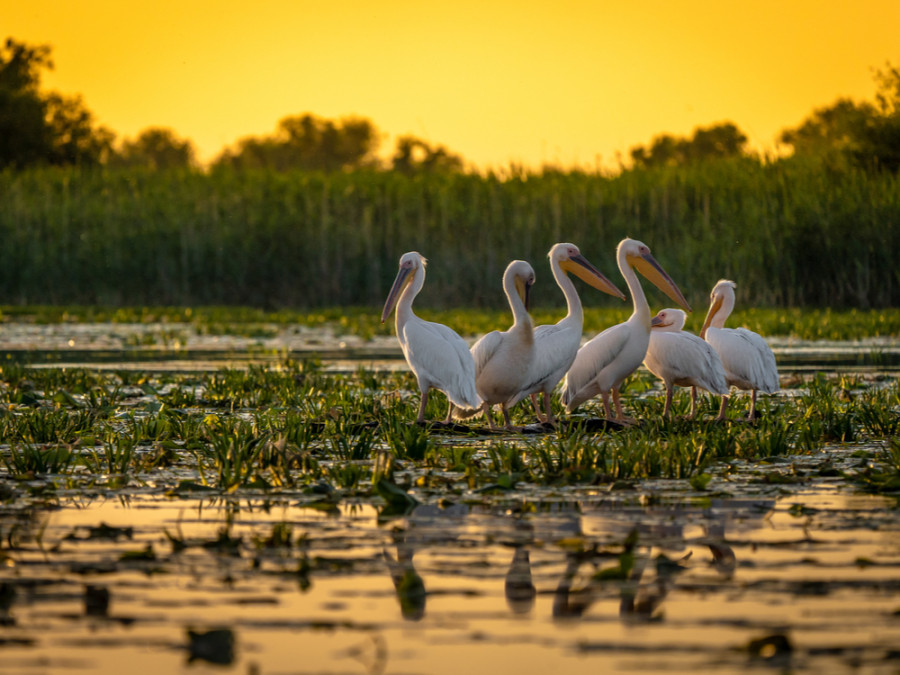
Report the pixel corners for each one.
[5,0,899,170]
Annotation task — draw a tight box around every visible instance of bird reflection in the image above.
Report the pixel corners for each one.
[504,546,537,614]
[552,548,600,619]
[383,530,426,621]
[381,502,469,621]
[549,530,697,624]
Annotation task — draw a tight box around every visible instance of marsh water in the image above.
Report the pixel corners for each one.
[2,323,900,674]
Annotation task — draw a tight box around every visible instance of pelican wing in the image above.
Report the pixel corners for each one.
[470,330,504,376]
[504,322,575,407]
[706,327,778,393]
[563,322,630,406]
[646,332,728,394]
[402,318,480,408]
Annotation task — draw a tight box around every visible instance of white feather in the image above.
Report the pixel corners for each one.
[382,252,480,423]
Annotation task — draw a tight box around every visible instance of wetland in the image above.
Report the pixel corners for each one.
[1,316,899,674]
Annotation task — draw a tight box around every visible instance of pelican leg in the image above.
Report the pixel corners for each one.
[483,402,499,431]
[600,391,614,419]
[716,394,730,421]
[612,388,625,420]
[501,404,515,430]
[541,392,557,426]
[443,401,454,425]
[747,390,758,421]
[688,386,698,419]
[530,393,550,424]
[416,392,429,424]
[663,386,674,418]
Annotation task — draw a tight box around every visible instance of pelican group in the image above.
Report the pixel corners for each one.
[506,243,625,425]
[462,259,536,430]
[562,238,692,420]
[700,279,779,420]
[644,308,729,418]
[381,251,481,424]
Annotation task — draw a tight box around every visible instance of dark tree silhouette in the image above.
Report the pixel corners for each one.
[630,123,748,168]
[779,62,900,172]
[214,113,379,171]
[0,37,113,168]
[112,127,196,169]
[391,135,464,174]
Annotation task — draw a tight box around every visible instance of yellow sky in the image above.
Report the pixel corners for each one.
[5,0,899,170]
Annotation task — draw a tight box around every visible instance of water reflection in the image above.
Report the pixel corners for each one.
[1,489,899,673]
[504,546,536,614]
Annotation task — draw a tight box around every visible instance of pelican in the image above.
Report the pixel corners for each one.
[462,260,536,430]
[381,251,481,424]
[506,243,625,425]
[644,308,729,418]
[700,279,779,420]
[562,238,692,420]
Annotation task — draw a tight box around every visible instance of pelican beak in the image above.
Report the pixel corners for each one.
[629,252,692,313]
[561,254,626,300]
[515,276,534,311]
[699,294,723,339]
[381,267,413,323]
[650,314,665,328]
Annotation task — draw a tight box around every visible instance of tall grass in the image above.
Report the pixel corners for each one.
[0,158,897,309]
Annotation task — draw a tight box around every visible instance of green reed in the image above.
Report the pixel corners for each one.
[1,159,898,311]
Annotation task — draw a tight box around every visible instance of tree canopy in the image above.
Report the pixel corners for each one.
[629,122,749,168]
[0,38,113,168]
[212,114,380,172]
[111,127,197,170]
[779,63,900,172]
[2,35,899,176]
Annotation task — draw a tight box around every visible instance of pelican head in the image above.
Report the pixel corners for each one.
[552,243,626,300]
[650,308,688,331]
[381,251,426,323]
[619,238,692,312]
[700,279,737,338]
[506,259,536,311]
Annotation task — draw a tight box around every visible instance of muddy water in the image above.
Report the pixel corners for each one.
[2,325,900,674]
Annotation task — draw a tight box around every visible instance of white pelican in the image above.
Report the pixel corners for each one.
[562,238,692,420]
[506,243,625,425]
[700,279,779,420]
[644,308,729,418]
[381,251,481,424]
[463,260,536,430]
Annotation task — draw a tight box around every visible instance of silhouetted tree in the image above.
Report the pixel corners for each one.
[112,127,196,169]
[391,135,464,174]
[630,123,748,168]
[779,99,873,157]
[779,62,900,172]
[214,113,379,171]
[0,37,114,168]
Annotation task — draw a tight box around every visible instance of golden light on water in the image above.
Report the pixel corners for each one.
[5,0,900,169]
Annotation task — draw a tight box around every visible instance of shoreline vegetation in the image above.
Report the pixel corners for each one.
[1,158,898,312]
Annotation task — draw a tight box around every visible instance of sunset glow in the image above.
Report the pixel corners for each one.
[6,0,900,169]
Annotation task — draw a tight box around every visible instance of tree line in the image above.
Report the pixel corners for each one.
[2,36,899,175]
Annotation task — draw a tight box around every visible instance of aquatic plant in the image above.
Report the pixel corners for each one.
[3,443,76,477]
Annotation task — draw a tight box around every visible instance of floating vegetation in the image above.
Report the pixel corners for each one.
[0,361,897,499]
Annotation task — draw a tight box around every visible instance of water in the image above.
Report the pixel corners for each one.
[3,470,899,674]
[1,323,899,673]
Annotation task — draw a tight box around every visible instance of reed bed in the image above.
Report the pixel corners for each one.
[1,158,898,310]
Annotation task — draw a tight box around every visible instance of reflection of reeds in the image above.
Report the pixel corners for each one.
[1,160,898,310]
